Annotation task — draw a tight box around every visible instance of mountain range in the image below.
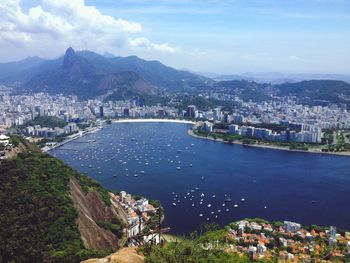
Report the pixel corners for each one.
[1,48,350,107]
[0,47,211,100]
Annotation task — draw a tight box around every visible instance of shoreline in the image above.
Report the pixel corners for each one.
[187,129,350,157]
[112,118,195,124]
[42,126,102,152]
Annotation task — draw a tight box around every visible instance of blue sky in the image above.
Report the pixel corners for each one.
[1,0,350,74]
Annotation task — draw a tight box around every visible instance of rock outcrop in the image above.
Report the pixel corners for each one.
[69,178,119,250]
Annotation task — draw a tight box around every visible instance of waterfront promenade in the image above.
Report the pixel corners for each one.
[112,118,195,124]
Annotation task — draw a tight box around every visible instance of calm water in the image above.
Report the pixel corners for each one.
[50,122,350,234]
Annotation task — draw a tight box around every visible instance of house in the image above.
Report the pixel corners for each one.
[0,134,10,146]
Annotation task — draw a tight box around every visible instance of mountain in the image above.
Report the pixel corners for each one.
[0,56,45,84]
[1,48,212,99]
[0,137,123,262]
[214,72,350,84]
[215,80,272,102]
[275,80,350,106]
[21,48,155,100]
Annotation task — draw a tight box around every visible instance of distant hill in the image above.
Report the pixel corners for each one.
[215,80,272,102]
[214,72,350,84]
[275,80,350,106]
[1,48,211,99]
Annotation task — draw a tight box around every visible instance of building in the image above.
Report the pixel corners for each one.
[284,221,301,233]
[213,108,222,121]
[187,105,196,118]
[329,226,337,246]
[228,124,239,134]
[0,134,10,146]
[203,121,213,133]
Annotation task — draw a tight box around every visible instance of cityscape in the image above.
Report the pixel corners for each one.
[1,0,350,262]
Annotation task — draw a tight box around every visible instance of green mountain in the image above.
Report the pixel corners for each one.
[1,48,211,99]
[215,80,272,102]
[22,47,155,100]
[0,138,123,262]
[275,80,350,106]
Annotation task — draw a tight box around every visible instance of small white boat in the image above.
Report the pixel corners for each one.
[199,214,203,217]
[172,203,177,207]
[207,204,212,208]
[241,198,245,202]
[234,204,238,208]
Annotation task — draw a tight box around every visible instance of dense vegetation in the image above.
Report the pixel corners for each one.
[216,80,272,102]
[142,224,272,263]
[23,116,68,128]
[276,80,350,107]
[0,143,115,262]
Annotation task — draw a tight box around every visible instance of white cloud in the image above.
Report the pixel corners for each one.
[288,55,301,61]
[0,0,178,61]
[129,37,178,53]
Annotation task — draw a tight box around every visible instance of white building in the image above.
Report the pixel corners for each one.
[0,134,10,146]
[203,121,213,133]
[284,221,301,233]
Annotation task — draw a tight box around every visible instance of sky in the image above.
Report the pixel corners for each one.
[0,0,349,75]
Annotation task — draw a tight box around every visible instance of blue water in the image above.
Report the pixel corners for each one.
[50,122,350,234]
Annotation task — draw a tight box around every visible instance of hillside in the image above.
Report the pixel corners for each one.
[0,140,123,262]
[215,80,272,102]
[0,48,211,99]
[276,80,350,106]
[21,48,155,100]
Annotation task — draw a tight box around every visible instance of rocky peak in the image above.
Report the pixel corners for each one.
[63,47,76,69]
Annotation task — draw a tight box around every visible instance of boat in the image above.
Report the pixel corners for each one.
[234,204,238,208]
[113,174,117,178]
[207,204,212,208]
[177,167,181,170]
[172,203,177,207]
[241,198,245,202]
[199,214,203,217]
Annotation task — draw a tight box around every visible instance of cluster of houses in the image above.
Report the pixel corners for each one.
[0,134,12,159]
[109,191,158,240]
[203,121,323,144]
[227,220,350,261]
[23,123,79,139]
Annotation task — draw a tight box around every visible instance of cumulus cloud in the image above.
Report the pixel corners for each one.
[129,37,178,53]
[0,0,178,61]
